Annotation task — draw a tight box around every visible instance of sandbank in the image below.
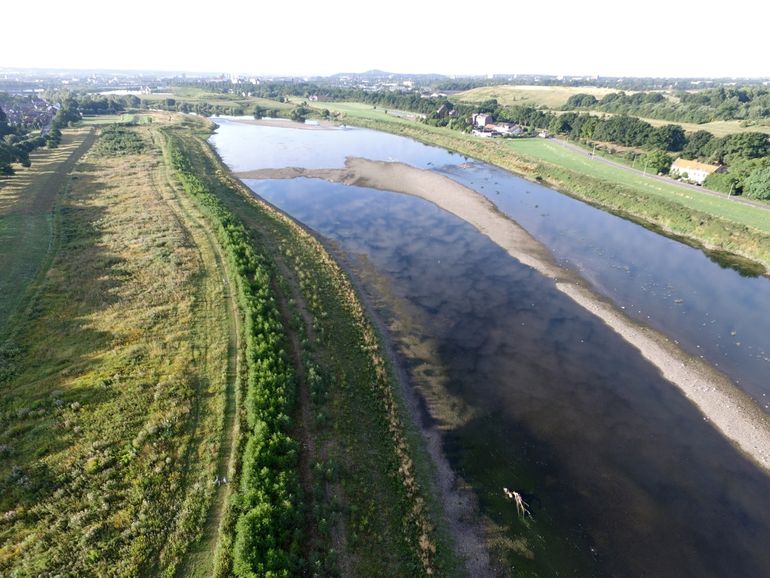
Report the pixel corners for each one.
[236,157,770,474]
[230,117,339,131]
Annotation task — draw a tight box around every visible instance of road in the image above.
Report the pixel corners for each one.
[550,137,770,214]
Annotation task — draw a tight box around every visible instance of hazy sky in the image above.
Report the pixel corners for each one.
[6,0,769,78]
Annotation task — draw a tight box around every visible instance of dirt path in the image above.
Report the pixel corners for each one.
[148,131,242,578]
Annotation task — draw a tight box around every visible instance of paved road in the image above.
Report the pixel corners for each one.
[550,138,770,214]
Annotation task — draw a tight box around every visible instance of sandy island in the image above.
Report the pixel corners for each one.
[237,157,770,475]
[230,117,340,131]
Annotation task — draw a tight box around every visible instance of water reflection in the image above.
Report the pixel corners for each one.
[247,177,770,577]
[211,117,461,171]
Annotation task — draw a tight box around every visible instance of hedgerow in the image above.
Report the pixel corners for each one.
[165,134,301,575]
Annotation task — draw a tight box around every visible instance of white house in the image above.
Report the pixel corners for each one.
[670,158,724,185]
[487,122,522,136]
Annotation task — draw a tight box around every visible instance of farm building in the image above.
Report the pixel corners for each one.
[670,158,724,185]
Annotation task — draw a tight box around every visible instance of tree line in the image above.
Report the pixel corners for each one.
[1,100,80,175]
[564,86,770,124]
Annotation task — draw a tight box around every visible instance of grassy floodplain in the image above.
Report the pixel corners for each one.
[142,88,295,116]
[305,103,770,272]
[454,85,624,108]
[0,113,232,576]
[0,112,456,577]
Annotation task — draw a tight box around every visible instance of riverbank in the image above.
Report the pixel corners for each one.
[173,128,467,576]
[236,157,770,474]
[309,111,770,274]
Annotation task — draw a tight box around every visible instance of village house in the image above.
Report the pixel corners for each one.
[435,104,450,118]
[670,158,724,185]
[486,122,523,136]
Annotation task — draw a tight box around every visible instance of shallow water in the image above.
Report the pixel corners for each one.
[440,162,770,406]
[213,120,770,576]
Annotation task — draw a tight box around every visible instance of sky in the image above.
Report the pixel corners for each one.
[5,0,769,78]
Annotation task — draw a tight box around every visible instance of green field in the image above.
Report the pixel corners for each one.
[143,88,294,114]
[79,113,147,125]
[290,98,423,124]
[505,138,770,233]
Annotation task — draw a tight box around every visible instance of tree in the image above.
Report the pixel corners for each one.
[707,131,770,164]
[681,130,713,160]
[290,106,309,123]
[0,105,10,137]
[743,167,770,200]
[565,93,598,108]
[641,149,673,174]
[704,171,740,194]
[648,124,686,151]
[0,141,14,175]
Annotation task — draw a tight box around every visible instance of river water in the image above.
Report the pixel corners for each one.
[210,118,770,577]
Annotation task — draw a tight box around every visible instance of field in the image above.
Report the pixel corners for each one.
[79,114,150,125]
[289,98,423,124]
[0,127,96,328]
[558,109,770,137]
[639,116,770,137]
[505,138,770,234]
[0,116,234,576]
[142,88,294,115]
[0,113,456,576]
[454,84,621,108]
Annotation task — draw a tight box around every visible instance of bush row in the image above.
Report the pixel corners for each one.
[165,135,301,576]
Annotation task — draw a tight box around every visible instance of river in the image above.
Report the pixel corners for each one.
[210,117,770,577]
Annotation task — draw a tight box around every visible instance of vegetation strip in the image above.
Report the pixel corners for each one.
[164,132,302,576]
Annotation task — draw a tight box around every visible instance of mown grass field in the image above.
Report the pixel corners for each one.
[290,98,423,124]
[0,127,95,328]
[143,89,294,114]
[455,85,621,108]
[79,114,150,126]
[505,138,770,234]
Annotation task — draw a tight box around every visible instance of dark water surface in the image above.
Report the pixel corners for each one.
[211,120,770,576]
